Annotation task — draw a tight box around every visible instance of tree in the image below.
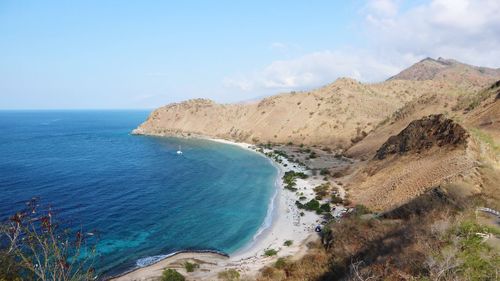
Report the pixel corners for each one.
[0,199,96,281]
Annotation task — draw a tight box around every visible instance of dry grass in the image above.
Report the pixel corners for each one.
[255,185,500,281]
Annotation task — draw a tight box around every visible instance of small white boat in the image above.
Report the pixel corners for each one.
[176,145,183,155]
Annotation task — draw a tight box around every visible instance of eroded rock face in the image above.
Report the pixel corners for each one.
[375,114,469,160]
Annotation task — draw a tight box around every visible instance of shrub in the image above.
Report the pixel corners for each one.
[284,240,293,246]
[264,249,278,256]
[354,204,370,215]
[331,194,343,204]
[296,199,321,212]
[274,257,287,269]
[320,168,330,175]
[218,269,240,281]
[0,199,96,281]
[314,183,330,199]
[305,199,320,210]
[282,171,308,191]
[320,203,331,213]
[162,269,185,281]
[183,261,199,272]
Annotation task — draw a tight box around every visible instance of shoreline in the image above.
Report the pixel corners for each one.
[111,136,324,280]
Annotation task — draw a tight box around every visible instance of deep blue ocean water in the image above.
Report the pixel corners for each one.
[0,110,277,277]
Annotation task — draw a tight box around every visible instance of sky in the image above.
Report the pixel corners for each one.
[1,0,500,109]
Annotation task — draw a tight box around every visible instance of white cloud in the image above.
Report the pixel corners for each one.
[364,0,500,67]
[224,0,500,94]
[224,50,401,92]
[366,0,400,17]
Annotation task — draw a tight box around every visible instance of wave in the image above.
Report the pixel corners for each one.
[252,182,278,241]
[136,254,173,267]
[135,249,229,268]
[236,158,281,253]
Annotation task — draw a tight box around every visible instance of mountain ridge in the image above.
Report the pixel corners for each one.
[134,58,500,149]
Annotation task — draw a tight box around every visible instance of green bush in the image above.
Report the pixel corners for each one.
[162,269,185,281]
[274,257,287,269]
[283,171,308,191]
[430,220,500,281]
[319,203,331,213]
[296,199,321,212]
[264,249,278,256]
[284,240,293,246]
[304,199,320,210]
[183,261,199,272]
[218,269,240,281]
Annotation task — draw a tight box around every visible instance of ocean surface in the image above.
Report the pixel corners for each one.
[0,110,277,277]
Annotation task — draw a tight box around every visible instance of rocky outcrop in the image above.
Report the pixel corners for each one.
[375,114,469,160]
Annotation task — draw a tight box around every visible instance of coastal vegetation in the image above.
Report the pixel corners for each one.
[161,269,185,281]
[183,261,199,273]
[264,249,278,257]
[313,183,330,200]
[218,269,240,281]
[330,194,343,204]
[274,258,287,270]
[282,171,308,192]
[295,199,331,214]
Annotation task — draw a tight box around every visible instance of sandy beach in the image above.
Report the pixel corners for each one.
[110,138,327,281]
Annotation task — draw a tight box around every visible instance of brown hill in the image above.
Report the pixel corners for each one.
[388,57,500,86]
[133,78,419,148]
[134,59,499,149]
[347,115,479,212]
[463,80,500,148]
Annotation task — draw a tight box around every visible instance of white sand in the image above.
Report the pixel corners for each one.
[111,138,325,281]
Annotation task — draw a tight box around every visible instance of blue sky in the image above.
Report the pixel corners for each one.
[1,0,499,109]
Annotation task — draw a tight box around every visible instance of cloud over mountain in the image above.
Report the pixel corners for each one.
[224,0,500,94]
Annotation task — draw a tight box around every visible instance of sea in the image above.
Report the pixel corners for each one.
[0,110,277,277]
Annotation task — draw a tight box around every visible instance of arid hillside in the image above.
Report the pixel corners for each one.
[388,57,500,88]
[135,58,500,215]
[134,58,500,149]
[347,114,479,211]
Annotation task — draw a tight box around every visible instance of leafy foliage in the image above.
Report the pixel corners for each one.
[162,269,185,281]
[0,199,96,281]
[282,171,308,191]
[183,261,199,272]
[264,249,278,256]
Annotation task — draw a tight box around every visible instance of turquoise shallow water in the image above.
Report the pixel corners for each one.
[0,110,277,277]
